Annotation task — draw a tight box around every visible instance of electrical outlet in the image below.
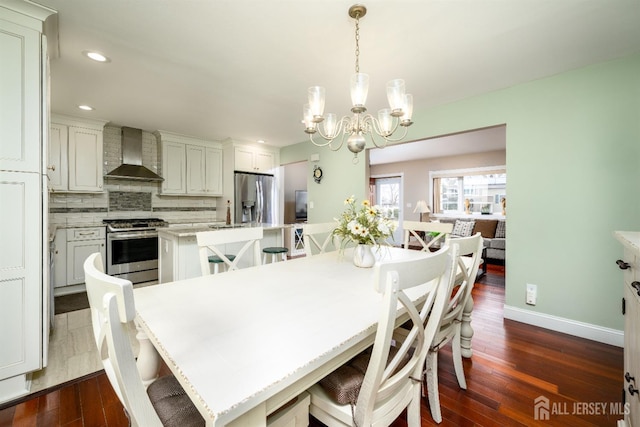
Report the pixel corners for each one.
[526,283,537,305]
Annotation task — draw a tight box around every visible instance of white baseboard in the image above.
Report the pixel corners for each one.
[503,305,623,347]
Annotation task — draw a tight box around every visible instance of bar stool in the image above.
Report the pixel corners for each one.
[208,254,236,274]
[262,246,288,264]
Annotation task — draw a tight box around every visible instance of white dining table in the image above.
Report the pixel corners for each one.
[133,246,435,426]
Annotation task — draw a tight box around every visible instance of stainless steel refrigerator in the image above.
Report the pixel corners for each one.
[234,172,276,224]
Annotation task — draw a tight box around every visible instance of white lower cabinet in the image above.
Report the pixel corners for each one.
[53,228,67,288]
[615,232,640,427]
[158,227,283,283]
[65,227,106,286]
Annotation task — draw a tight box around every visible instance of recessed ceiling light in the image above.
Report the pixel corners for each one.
[82,50,110,63]
[78,105,94,111]
[257,140,265,144]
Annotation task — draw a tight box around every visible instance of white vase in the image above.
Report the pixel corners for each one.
[353,244,376,268]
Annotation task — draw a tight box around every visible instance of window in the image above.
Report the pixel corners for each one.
[431,167,506,215]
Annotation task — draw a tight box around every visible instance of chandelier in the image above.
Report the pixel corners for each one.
[302,4,414,163]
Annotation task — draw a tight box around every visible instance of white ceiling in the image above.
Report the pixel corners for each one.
[37,0,640,159]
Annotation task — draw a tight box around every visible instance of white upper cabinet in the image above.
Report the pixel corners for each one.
[48,123,68,190]
[48,115,108,193]
[234,145,275,173]
[161,140,187,195]
[156,131,222,196]
[0,16,41,173]
[205,146,223,195]
[67,126,103,191]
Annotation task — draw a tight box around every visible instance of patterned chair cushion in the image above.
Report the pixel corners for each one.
[451,220,475,237]
[495,220,506,238]
[318,346,410,406]
[147,374,205,427]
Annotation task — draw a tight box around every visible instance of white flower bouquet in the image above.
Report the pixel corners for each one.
[332,196,396,246]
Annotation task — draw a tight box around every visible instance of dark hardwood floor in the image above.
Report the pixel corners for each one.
[0,264,624,426]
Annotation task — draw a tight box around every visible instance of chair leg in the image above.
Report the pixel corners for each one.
[407,383,422,427]
[426,350,443,424]
[452,327,468,389]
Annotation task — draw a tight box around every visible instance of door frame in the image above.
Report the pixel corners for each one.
[370,172,404,244]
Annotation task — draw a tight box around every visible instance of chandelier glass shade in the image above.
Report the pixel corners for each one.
[302,4,414,163]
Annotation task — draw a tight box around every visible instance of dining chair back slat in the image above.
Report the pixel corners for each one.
[196,227,263,275]
[402,220,453,252]
[302,222,339,256]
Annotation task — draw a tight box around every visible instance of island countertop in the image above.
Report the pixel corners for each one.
[159,223,291,238]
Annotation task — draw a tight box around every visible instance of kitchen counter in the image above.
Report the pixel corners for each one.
[158,224,289,283]
[158,223,291,238]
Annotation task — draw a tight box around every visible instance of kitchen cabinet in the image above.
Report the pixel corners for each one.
[0,0,55,402]
[234,145,275,173]
[156,131,222,196]
[52,228,67,289]
[614,231,640,427]
[158,226,284,283]
[49,115,108,193]
[186,145,223,195]
[65,227,106,286]
[160,140,186,194]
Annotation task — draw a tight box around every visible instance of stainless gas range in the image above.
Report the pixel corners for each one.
[103,218,167,283]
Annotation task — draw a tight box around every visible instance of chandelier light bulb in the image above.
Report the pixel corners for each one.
[303,104,316,133]
[386,79,406,116]
[378,109,393,135]
[324,113,338,138]
[308,86,326,121]
[350,73,369,113]
[402,94,414,125]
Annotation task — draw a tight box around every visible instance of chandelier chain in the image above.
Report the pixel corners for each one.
[354,13,360,73]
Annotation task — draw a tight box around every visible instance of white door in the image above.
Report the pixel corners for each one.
[374,176,403,244]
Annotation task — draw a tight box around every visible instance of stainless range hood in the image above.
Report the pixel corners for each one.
[105,127,163,181]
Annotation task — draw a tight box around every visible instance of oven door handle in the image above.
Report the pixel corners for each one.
[108,231,158,240]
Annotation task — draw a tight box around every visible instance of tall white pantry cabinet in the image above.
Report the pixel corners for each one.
[0,0,55,403]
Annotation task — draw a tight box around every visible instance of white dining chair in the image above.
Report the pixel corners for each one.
[196,227,263,275]
[402,220,453,252]
[426,232,484,423]
[308,243,459,427]
[83,253,205,427]
[302,222,340,256]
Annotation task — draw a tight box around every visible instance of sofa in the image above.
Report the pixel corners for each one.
[442,218,506,263]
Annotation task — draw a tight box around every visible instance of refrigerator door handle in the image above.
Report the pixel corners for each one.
[256,180,263,223]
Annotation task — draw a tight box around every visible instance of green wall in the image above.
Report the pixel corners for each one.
[282,53,640,330]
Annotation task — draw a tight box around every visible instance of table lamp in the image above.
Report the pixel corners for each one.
[413,200,430,222]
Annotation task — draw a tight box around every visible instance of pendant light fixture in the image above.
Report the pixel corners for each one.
[302,4,414,163]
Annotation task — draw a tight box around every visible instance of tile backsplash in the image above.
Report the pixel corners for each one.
[109,191,152,211]
[49,124,220,227]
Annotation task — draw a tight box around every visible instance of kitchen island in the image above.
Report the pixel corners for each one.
[158,223,290,282]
